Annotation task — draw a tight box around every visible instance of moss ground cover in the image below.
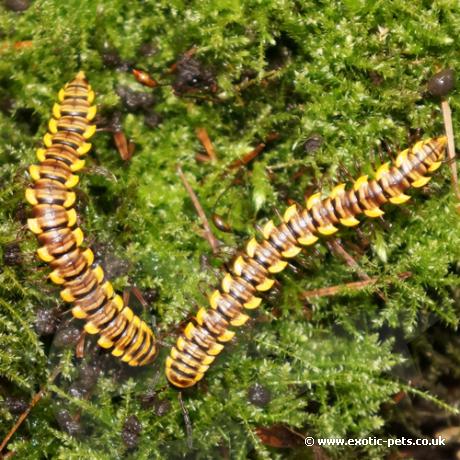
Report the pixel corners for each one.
[0,1,459,458]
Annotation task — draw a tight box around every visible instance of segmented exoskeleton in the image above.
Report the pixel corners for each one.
[166,136,447,387]
[25,72,156,366]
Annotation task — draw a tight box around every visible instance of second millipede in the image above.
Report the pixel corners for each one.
[165,136,448,388]
[25,72,157,366]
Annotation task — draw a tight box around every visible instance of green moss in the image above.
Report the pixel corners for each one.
[1,0,460,458]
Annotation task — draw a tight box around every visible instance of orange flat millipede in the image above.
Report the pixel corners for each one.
[25,72,156,366]
[165,136,447,387]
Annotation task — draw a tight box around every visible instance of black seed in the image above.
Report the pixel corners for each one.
[368,71,384,86]
[99,41,132,71]
[34,308,58,336]
[102,50,122,68]
[173,55,216,95]
[143,111,162,129]
[55,408,82,437]
[303,134,323,153]
[4,395,28,414]
[53,325,81,347]
[78,364,99,390]
[139,391,156,409]
[4,0,30,12]
[116,85,155,112]
[212,213,232,232]
[428,69,456,97]
[69,365,99,398]
[122,415,142,449]
[154,399,171,417]
[248,383,271,407]
[2,242,21,266]
[100,42,124,69]
[138,42,158,57]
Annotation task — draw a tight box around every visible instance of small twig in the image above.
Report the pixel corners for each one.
[327,239,386,301]
[113,131,135,161]
[195,153,212,163]
[440,99,460,200]
[229,133,279,170]
[229,143,266,169]
[327,239,369,279]
[177,166,219,253]
[266,159,306,172]
[301,276,375,299]
[301,271,412,299]
[196,128,217,162]
[0,367,61,455]
[178,392,193,449]
[131,286,149,311]
[0,40,33,53]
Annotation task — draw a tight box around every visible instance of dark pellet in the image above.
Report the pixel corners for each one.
[428,69,456,97]
[248,383,271,407]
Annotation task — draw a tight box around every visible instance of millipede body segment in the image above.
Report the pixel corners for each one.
[166,136,447,388]
[25,72,156,366]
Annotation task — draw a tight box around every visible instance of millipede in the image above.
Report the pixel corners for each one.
[25,72,156,366]
[165,136,448,388]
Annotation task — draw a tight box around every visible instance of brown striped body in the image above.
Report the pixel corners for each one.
[25,72,156,366]
[166,136,447,388]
